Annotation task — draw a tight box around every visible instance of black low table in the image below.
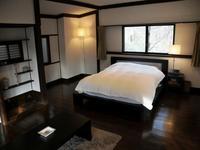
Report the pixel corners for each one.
[1,112,91,150]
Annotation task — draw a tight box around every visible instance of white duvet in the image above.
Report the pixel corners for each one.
[75,62,165,110]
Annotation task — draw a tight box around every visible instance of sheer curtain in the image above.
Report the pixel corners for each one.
[97,26,107,60]
[192,23,200,67]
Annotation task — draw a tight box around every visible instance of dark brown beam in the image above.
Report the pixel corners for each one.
[33,0,47,92]
[48,0,183,10]
[96,10,100,72]
[0,23,34,28]
[40,14,58,19]
[101,20,200,27]
[40,10,98,19]
[57,13,80,18]
[99,0,183,9]
[48,0,98,9]
[107,51,192,59]
[79,10,98,18]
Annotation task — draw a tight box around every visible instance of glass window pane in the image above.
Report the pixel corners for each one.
[41,38,49,64]
[148,25,174,53]
[124,26,146,52]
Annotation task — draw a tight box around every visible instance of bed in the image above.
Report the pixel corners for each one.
[73,57,168,114]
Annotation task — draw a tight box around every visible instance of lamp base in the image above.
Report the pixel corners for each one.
[171,69,180,74]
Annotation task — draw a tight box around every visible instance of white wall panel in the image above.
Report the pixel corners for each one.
[0,27,40,99]
[49,36,60,62]
[58,17,83,79]
[41,18,58,35]
[175,23,197,55]
[45,63,61,83]
[105,26,122,52]
[41,18,61,83]
[0,0,35,24]
[99,0,200,88]
[26,27,40,92]
[80,14,97,74]
[99,0,200,25]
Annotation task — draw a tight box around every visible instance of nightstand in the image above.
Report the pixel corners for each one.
[167,72,185,92]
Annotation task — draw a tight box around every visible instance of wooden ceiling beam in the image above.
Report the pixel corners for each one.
[99,0,183,9]
[48,0,183,10]
[48,0,98,9]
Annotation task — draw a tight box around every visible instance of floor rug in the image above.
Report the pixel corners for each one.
[58,127,122,150]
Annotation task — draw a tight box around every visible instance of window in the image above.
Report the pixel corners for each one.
[41,37,51,64]
[124,26,146,52]
[148,26,174,53]
[0,41,23,65]
[123,25,174,54]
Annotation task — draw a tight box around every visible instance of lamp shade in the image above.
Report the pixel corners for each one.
[77,27,85,37]
[169,45,181,55]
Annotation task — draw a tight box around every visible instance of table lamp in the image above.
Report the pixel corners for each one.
[77,27,86,73]
[169,44,181,73]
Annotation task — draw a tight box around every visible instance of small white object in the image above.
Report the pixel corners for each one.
[38,126,56,138]
[169,44,181,55]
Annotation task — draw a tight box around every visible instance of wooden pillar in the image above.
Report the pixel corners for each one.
[33,0,47,92]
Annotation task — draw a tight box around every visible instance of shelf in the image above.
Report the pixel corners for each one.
[0,59,32,67]
[3,80,34,91]
[0,23,34,28]
[16,70,33,75]
[0,39,30,43]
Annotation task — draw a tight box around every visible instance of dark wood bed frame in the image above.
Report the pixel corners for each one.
[73,57,168,119]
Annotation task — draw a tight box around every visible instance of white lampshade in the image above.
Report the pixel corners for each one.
[77,27,85,37]
[169,45,181,55]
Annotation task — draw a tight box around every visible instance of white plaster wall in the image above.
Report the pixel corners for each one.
[41,18,61,83]
[99,0,200,88]
[175,23,197,55]
[105,23,197,55]
[26,27,40,92]
[80,14,97,74]
[49,36,60,62]
[99,0,200,25]
[101,23,200,88]
[0,28,40,99]
[58,17,83,79]
[58,15,97,79]
[105,26,122,52]
[44,63,61,83]
[41,18,58,35]
[0,0,35,24]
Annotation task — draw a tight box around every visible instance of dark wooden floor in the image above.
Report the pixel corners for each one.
[1,79,200,150]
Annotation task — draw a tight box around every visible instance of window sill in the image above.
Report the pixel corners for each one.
[107,51,192,59]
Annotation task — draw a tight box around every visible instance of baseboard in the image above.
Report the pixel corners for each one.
[5,90,41,102]
[46,74,90,87]
[46,79,62,87]
[61,74,90,84]
[190,87,200,95]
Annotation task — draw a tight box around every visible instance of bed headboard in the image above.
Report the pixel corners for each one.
[111,57,168,76]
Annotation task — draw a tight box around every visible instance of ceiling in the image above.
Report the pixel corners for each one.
[73,0,145,6]
[40,0,178,15]
[40,0,94,15]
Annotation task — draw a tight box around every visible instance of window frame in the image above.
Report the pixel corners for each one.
[122,24,175,55]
